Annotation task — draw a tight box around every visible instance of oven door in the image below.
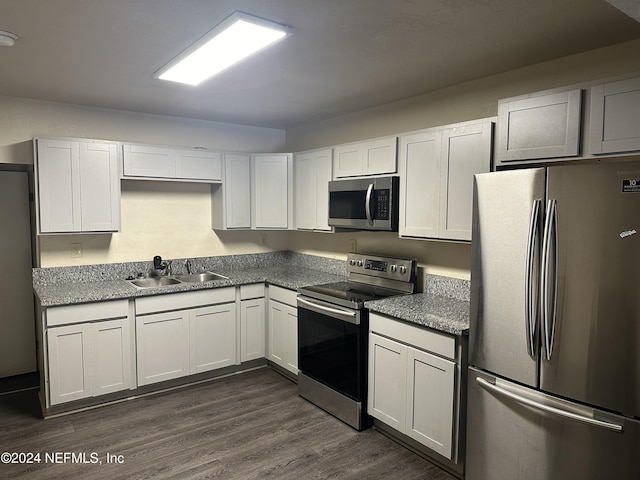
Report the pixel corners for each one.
[297,296,366,401]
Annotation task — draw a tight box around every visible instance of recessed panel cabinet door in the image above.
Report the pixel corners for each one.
[37,139,81,233]
[267,300,298,374]
[189,303,236,374]
[590,76,640,154]
[398,130,442,238]
[176,149,222,181]
[294,152,315,230]
[406,348,455,459]
[252,154,291,229]
[48,324,91,405]
[90,318,132,396]
[122,144,176,178]
[368,333,407,431]
[79,142,120,232]
[241,298,265,362]
[497,89,582,162]
[136,310,190,385]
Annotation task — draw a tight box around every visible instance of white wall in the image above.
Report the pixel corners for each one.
[285,39,640,279]
[0,96,287,267]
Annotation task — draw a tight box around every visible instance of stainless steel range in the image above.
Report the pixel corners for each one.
[297,253,417,431]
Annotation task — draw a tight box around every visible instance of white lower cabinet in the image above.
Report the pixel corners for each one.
[240,284,266,362]
[267,285,298,375]
[135,289,237,386]
[368,314,457,460]
[45,300,132,406]
[136,310,190,385]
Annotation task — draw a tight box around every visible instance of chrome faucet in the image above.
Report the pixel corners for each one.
[185,259,192,274]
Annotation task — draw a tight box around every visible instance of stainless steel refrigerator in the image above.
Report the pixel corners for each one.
[466,160,640,480]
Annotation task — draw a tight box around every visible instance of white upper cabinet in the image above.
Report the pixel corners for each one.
[399,120,492,242]
[251,153,293,229]
[122,143,222,182]
[211,153,252,230]
[589,76,640,155]
[294,148,333,231]
[36,138,120,234]
[496,89,582,163]
[333,136,397,178]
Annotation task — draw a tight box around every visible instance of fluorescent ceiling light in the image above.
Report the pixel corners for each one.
[155,11,291,86]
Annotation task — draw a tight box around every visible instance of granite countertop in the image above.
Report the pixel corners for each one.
[33,253,470,337]
[365,292,470,336]
[34,265,346,308]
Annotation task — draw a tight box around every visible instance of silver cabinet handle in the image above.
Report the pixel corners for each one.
[541,199,558,361]
[525,199,541,357]
[297,297,358,324]
[365,183,374,226]
[476,377,623,433]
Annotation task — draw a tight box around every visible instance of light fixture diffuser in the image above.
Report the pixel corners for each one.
[155,11,291,86]
[0,30,17,47]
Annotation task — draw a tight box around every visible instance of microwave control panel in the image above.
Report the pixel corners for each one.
[374,190,390,219]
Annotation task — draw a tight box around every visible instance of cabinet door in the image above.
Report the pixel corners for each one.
[176,149,222,181]
[252,154,291,229]
[47,323,91,405]
[439,122,492,241]
[268,299,288,367]
[223,153,251,229]
[36,138,81,233]
[90,318,132,396]
[294,152,316,230]
[285,304,298,373]
[497,89,582,161]
[590,77,640,154]
[333,143,362,178]
[136,310,189,385]
[268,299,298,374]
[123,144,176,178]
[368,333,407,431]
[406,347,455,459]
[295,149,332,231]
[78,142,120,232]
[398,130,442,239]
[241,298,265,362]
[362,136,397,175]
[189,303,237,374]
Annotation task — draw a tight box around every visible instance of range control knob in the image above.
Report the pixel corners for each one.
[349,259,356,266]
[390,264,397,273]
[356,260,363,267]
[399,265,407,274]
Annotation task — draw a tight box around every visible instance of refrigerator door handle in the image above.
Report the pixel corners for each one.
[476,377,623,433]
[525,199,541,357]
[541,199,559,361]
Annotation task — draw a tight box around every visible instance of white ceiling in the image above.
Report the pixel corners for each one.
[1,0,639,129]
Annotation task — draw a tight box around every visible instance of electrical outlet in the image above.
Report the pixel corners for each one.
[71,242,83,258]
[349,239,357,252]
[260,233,268,246]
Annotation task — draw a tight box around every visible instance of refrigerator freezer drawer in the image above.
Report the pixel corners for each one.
[466,367,640,480]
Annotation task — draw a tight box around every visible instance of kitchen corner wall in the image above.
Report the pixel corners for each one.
[0,96,287,267]
[284,39,640,280]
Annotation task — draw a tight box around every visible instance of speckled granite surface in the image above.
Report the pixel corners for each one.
[34,253,469,336]
[365,274,470,335]
[34,255,346,308]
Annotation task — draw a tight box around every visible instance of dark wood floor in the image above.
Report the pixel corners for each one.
[0,367,456,479]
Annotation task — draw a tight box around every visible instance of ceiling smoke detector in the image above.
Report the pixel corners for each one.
[0,30,17,47]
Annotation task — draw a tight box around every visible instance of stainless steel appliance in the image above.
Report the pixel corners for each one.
[466,160,640,480]
[328,176,399,231]
[297,253,416,430]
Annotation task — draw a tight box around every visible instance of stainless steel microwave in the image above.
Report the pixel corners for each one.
[328,176,399,231]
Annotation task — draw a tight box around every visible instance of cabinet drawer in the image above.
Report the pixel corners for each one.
[240,283,265,300]
[370,313,456,361]
[268,285,297,306]
[136,288,235,315]
[46,299,129,327]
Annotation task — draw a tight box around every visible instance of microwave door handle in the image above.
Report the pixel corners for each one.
[365,183,374,226]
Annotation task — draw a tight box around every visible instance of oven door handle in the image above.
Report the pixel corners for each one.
[297,297,359,324]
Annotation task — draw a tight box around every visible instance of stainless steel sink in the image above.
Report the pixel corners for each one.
[173,272,228,283]
[128,276,182,288]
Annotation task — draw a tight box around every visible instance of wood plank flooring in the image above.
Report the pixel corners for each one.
[0,367,456,479]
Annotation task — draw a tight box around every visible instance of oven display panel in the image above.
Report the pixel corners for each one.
[364,259,388,272]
